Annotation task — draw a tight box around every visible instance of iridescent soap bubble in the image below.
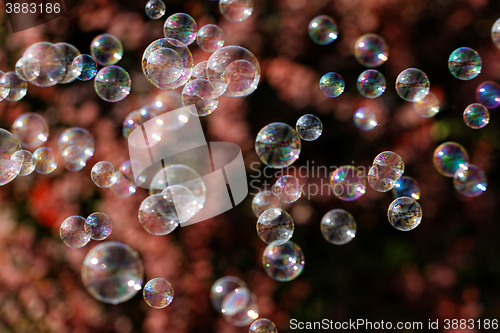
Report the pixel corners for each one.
[4,72,27,102]
[139,194,179,235]
[0,129,22,186]
[11,113,49,149]
[273,175,301,203]
[475,81,500,109]
[197,24,224,52]
[330,165,366,201]
[15,57,40,81]
[453,164,487,197]
[319,72,344,98]
[91,161,118,188]
[110,171,137,198]
[58,127,95,166]
[163,13,197,46]
[72,54,97,81]
[249,319,278,333]
[433,142,469,177]
[221,287,259,326]
[145,0,165,19]
[191,61,228,98]
[143,278,174,309]
[182,79,219,116]
[354,33,388,68]
[463,103,489,129]
[33,147,57,174]
[367,151,404,192]
[357,69,386,98]
[81,241,144,304]
[413,92,440,118]
[308,15,338,45]
[391,176,420,200]
[94,66,131,102]
[22,42,65,87]
[255,123,301,169]
[448,47,481,80]
[123,105,164,149]
[60,216,90,248]
[395,68,430,102]
[161,184,203,223]
[0,70,10,101]
[320,209,356,245]
[210,276,247,313]
[219,0,253,22]
[11,150,35,176]
[492,18,500,49]
[90,34,123,66]
[54,42,82,84]
[256,208,294,245]
[262,240,304,282]
[387,196,422,231]
[296,114,322,141]
[252,191,282,217]
[353,107,378,131]
[85,212,113,240]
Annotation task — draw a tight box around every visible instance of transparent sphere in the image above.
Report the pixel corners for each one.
[145,0,166,19]
[273,175,301,203]
[262,240,305,282]
[58,127,95,166]
[4,72,27,102]
[110,171,137,198]
[0,129,23,186]
[153,90,184,111]
[319,72,344,98]
[138,194,179,236]
[367,151,404,192]
[357,69,386,98]
[94,66,131,102]
[81,241,144,304]
[353,107,378,131]
[492,18,500,49]
[197,24,224,52]
[60,216,91,248]
[120,159,147,186]
[448,47,481,80]
[249,318,278,333]
[11,113,49,149]
[463,103,489,129]
[219,0,253,22]
[256,208,294,245]
[15,57,40,81]
[308,15,338,45]
[33,147,57,174]
[11,150,35,176]
[255,123,301,169]
[476,81,500,109]
[123,105,164,148]
[163,13,197,45]
[413,92,440,118]
[63,159,87,172]
[143,278,174,309]
[395,68,430,102]
[453,164,487,197]
[22,42,65,87]
[433,142,469,177]
[90,34,123,66]
[72,54,98,81]
[85,212,113,240]
[161,184,203,223]
[182,79,219,116]
[54,42,82,84]
[252,191,282,217]
[91,161,118,188]
[391,176,420,200]
[387,196,422,231]
[354,33,388,68]
[296,114,322,141]
[221,287,259,326]
[0,70,10,101]
[191,61,228,98]
[210,276,247,313]
[330,165,366,201]
[320,209,357,245]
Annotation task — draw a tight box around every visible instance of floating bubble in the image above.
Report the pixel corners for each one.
[153,90,183,111]
[110,171,137,198]
[54,42,81,84]
[120,160,147,186]
[82,241,144,304]
[0,71,10,101]
[387,196,422,231]
[320,209,357,245]
[413,92,440,118]
[354,33,388,68]
[255,123,301,169]
[91,161,118,188]
[210,276,247,313]
[85,212,113,240]
[262,240,304,282]
[182,79,219,116]
[433,142,469,177]
[22,42,65,87]
[391,176,420,200]
[58,127,95,166]
[296,114,322,141]
[0,129,22,186]
[463,103,489,129]
[221,287,259,326]
[475,81,500,109]
[63,159,86,172]
[448,47,481,80]
[219,0,253,22]
[319,72,344,98]
[330,165,366,201]
[273,175,301,203]
[395,68,430,102]
[256,208,294,245]
[197,24,224,52]
[368,151,404,192]
[123,105,164,149]
[90,34,123,66]
[492,18,500,49]
[15,57,40,81]
[353,107,378,131]
[60,216,91,248]
[33,147,57,174]
[11,150,35,176]
[357,69,386,98]
[72,54,98,81]
[138,194,179,235]
[453,164,487,197]
[94,66,131,102]
[308,15,338,45]
[163,13,197,46]
[4,72,27,102]
[161,184,203,223]
[145,0,166,19]
[249,318,278,333]
[11,113,49,149]
[252,191,282,217]
[143,278,174,309]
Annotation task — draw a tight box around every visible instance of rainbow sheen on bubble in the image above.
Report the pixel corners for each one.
[11,150,35,176]
[219,0,253,22]
[387,197,422,231]
[11,113,49,149]
[262,240,305,282]
[60,216,90,248]
[182,79,219,116]
[357,69,386,98]
[90,34,123,66]
[391,176,420,200]
[221,287,259,326]
[308,15,338,45]
[4,72,27,102]
[94,66,131,102]
[321,209,357,245]
[145,0,166,19]
[72,54,97,81]
[143,278,174,309]
[197,24,224,52]
[0,129,22,186]
[249,318,278,333]
[395,68,430,102]
[91,161,118,188]
[330,166,366,201]
[85,212,113,241]
[367,151,404,193]
[33,147,57,174]
[255,123,301,169]
[453,164,487,197]
[319,72,344,98]
[354,33,388,68]
[163,13,197,46]
[413,92,440,118]
[475,81,500,109]
[15,57,40,81]
[273,175,301,203]
[448,47,481,80]
[463,103,489,129]
[433,142,469,177]
[257,208,294,245]
[353,107,378,131]
[252,191,282,217]
[0,70,10,101]
[296,114,322,141]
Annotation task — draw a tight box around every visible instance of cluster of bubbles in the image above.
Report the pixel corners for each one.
[58,127,95,172]
[367,151,405,193]
[59,212,113,248]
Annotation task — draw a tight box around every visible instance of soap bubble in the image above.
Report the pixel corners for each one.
[320,209,357,245]
[123,105,164,149]
[82,241,144,304]
[433,142,469,177]
[4,72,27,102]
[354,33,388,68]
[453,164,487,197]
[463,103,489,129]
[219,0,253,22]
[197,24,224,52]
[0,129,22,186]
[182,79,219,116]
[0,71,10,101]
[255,123,301,169]
[191,61,228,98]
[475,81,500,109]
[256,208,294,245]
[142,38,193,90]
[85,212,113,240]
[138,194,179,235]
[15,57,40,81]
[448,47,481,80]
[60,216,91,248]
[161,184,203,223]
[413,92,440,118]
[11,113,49,149]
[58,127,95,166]
[395,68,430,102]
[145,0,166,19]
[319,72,344,98]
[249,319,278,333]
[33,147,57,174]
[330,166,366,201]
[252,191,282,217]
[120,160,147,186]
[22,42,65,87]
[262,240,305,282]
[110,171,137,198]
[492,18,500,49]
[143,278,174,309]
[308,15,338,45]
[353,107,378,131]
[163,13,197,45]
[391,176,420,200]
[210,276,247,313]
[357,69,386,98]
[91,161,118,188]
[72,54,98,81]
[387,196,422,231]
[11,150,35,176]
[273,175,301,203]
[296,114,322,141]
[94,66,131,102]
[90,34,123,66]
[54,42,81,84]
[221,287,259,326]
[368,151,404,192]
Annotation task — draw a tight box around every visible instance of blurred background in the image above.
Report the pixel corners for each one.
[1,0,500,332]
